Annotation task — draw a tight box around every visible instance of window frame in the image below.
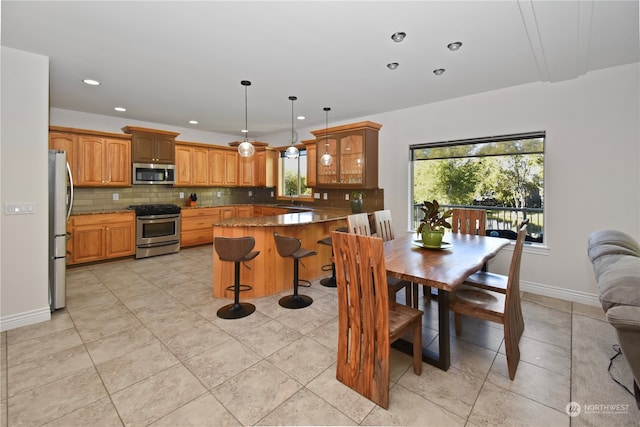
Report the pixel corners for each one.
[277,147,313,201]
[410,131,546,245]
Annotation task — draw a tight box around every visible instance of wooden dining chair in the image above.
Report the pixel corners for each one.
[451,208,487,236]
[331,231,423,409]
[346,212,371,236]
[373,210,418,308]
[462,219,529,294]
[449,221,528,380]
[423,208,488,301]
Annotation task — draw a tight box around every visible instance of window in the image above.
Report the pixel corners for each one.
[279,149,312,199]
[410,132,545,243]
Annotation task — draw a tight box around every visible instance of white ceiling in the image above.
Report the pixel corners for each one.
[2,1,638,138]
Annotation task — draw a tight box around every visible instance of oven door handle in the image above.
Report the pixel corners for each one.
[137,215,180,223]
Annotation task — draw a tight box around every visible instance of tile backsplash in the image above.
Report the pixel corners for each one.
[72,186,384,213]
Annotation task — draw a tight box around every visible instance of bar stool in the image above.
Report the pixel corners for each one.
[317,226,348,288]
[274,232,316,309]
[214,236,260,319]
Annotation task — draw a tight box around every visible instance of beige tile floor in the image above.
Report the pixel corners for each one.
[1,245,639,426]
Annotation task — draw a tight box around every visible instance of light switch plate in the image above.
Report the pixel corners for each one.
[112,193,119,201]
[314,193,320,199]
[179,192,184,199]
[323,193,328,200]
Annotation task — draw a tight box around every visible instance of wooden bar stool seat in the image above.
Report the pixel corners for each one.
[274,232,317,309]
[214,236,259,319]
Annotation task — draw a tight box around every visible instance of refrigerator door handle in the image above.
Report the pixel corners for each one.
[66,161,74,222]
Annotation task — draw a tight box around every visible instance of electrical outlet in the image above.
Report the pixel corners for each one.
[248,190,252,197]
[323,193,328,200]
[314,193,320,199]
[179,192,184,199]
[217,192,222,198]
[270,191,274,197]
[345,193,350,201]
[112,193,119,201]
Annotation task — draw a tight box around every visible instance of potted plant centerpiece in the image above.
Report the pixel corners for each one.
[350,191,364,213]
[416,200,453,248]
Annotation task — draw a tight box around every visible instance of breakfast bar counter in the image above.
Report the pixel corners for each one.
[212,207,352,298]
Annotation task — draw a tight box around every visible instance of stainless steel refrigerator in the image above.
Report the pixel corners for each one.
[48,149,74,311]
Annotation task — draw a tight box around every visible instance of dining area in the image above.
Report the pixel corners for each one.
[331,207,526,409]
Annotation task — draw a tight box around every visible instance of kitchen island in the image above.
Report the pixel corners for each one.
[212,208,353,299]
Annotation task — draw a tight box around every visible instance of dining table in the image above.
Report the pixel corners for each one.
[384,232,511,371]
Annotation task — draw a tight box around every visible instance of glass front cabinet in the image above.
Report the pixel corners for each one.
[310,121,381,189]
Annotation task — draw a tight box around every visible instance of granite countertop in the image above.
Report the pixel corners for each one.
[213,206,357,227]
[70,204,367,225]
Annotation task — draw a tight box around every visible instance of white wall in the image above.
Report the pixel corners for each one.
[1,47,51,330]
[367,63,640,304]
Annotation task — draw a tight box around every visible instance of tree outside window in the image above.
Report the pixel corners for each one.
[411,133,545,242]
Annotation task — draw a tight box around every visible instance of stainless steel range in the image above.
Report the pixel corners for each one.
[129,204,181,259]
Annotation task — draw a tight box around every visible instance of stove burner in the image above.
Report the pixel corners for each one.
[129,204,181,216]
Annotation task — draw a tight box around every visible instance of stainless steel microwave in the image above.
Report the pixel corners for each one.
[132,163,176,185]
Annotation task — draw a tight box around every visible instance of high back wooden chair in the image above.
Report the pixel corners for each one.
[346,212,371,236]
[449,221,528,380]
[373,210,418,308]
[451,208,487,236]
[423,208,487,301]
[331,231,423,409]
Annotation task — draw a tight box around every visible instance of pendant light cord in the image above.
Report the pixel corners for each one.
[324,107,331,154]
[244,84,248,141]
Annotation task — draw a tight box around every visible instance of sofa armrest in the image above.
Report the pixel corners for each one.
[606,305,640,386]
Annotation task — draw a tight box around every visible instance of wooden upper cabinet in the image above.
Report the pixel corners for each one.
[175,144,209,186]
[310,121,381,189]
[237,155,255,187]
[49,132,76,173]
[209,148,238,186]
[175,144,193,186]
[73,135,131,187]
[228,141,273,188]
[302,139,316,188]
[256,148,277,187]
[122,126,179,164]
[50,126,131,188]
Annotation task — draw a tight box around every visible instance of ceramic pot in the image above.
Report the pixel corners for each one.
[350,199,363,213]
[421,230,443,248]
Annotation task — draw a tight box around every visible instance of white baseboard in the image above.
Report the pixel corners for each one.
[521,280,601,307]
[0,306,51,332]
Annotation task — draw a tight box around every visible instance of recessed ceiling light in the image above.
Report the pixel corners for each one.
[83,79,100,86]
[297,116,306,120]
[391,32,406,42]
[433,69,446,76]
[114,107,126,112]
[447,42,463,51]
[387,62,399,70]
[189,120,198,124]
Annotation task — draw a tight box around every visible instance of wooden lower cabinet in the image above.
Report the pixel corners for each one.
[68,212,135,265]
[181,207,222,247]
[235,206,253,218]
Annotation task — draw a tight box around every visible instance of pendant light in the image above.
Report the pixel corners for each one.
[284,96,299,159]
[319,107,333,166]
[237,80,255,157]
